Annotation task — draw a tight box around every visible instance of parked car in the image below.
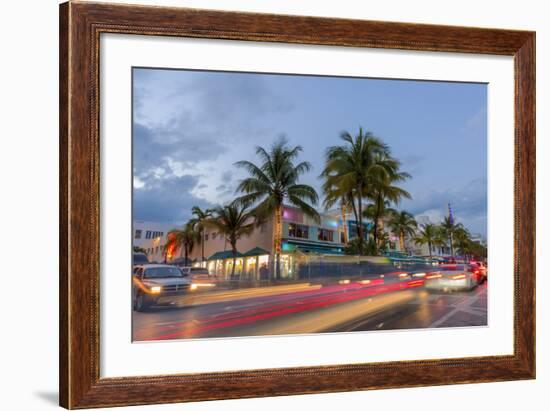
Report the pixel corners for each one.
[132,264,192,311]
[180,266,218,290]
[425,264,482,292]
[133,252,149,267]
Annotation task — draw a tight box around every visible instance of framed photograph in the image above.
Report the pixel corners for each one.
[59,1,535,408]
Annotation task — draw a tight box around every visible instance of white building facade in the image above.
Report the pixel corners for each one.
[133,220,177,262]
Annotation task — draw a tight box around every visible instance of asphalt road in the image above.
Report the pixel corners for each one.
[133,281,487,341]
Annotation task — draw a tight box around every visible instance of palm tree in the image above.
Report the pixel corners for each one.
[207,204,256,277]
[234,137,320,279]
[189,206,214,265]
[164,223,198,265]
[367,154,411,249]
[468,240,487,261]
[414,224,443,262]
[321,128,392,253]
[440,216,464,256]
[377,230,391,252]
[363,200,397,248]
[453,226,472,259]
[322,191,354,244]
[388,211,417,252]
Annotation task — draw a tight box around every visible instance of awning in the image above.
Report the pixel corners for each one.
[283,239,344,255]
[243,247,270,257]
[207,250,244,261]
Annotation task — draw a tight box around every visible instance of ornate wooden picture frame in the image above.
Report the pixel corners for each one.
[59,1,535,408]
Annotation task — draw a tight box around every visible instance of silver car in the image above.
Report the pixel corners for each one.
[425,264,482,292]
[132,264,192,311]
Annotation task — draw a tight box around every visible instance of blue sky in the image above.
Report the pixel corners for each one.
[133,68,487,236]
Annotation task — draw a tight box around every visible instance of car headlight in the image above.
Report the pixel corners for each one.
[150,286,162,294]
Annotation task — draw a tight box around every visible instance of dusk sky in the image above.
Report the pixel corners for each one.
[133,68,487,236]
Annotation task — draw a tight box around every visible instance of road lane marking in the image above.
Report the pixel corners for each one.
[428,288,487,328]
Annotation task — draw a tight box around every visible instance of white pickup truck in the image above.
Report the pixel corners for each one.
[132,264,192,311]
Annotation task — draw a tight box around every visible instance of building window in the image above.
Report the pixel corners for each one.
[288,223,309,239]
[212,232,217,239]
[135,229,142,239]
[348,222,369,240]
[318,229,334,242]
[205,233,209,241]
[145,230,152,239]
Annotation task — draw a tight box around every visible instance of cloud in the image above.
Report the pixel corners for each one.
[133,174,214,224]
[132,69,296,222]
[405,177,487,234]
[221,170,232,183]
[133,122,225,179]
[400,154,425,175]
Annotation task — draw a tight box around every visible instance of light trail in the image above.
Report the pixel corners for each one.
[149,279,425,340]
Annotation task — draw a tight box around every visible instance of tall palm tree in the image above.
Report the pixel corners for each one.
[164,223,198,265]
[189,206,214,265]
[234,137,320,279]
[367,154,411,249]
[207,204,256,277]
[321,128,392,254]
[414,224,443,262]
[440,216,464,257]
[388,211,417,252]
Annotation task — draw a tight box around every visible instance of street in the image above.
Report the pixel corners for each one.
[133,280,487,341]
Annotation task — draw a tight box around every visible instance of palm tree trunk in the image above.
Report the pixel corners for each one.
[341,202,348,244]
[184,244,188,266]
[349,194,360,246]
[273,204,283,279]
[428,240,433,263]
[373,192,382,251]
[357,187,364,254]
[201,229,205,265]
[400,233,405,252]
[231,240,237,277]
